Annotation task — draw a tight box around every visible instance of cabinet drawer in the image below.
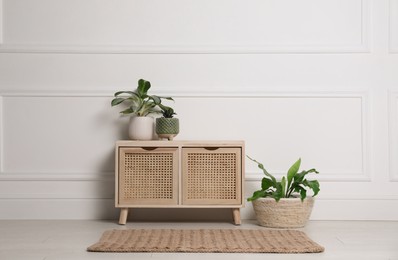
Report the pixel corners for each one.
[182,147,242,205]
[118,147,178,206]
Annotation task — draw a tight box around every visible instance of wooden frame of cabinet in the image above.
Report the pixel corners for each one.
[115,140,245,225]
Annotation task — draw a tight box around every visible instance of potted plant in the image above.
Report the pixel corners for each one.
[111,79,173,140]
[156,104,179,140]
[247,156,320,228]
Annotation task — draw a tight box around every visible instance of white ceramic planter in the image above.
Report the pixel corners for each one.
[128,116,154,140]
[252,197,314,228]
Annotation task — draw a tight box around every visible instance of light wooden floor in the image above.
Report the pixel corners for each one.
[0,220,397,260]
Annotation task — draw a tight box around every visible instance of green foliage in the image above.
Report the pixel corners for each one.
[247,156,320,202]
[158,103,177,118]
[111,79,174,117]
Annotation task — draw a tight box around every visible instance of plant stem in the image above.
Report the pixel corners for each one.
[286,187,294,198]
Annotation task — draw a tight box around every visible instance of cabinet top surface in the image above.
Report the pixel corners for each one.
[116,140,245,147]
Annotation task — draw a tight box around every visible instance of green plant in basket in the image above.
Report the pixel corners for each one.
[247,156,320,202]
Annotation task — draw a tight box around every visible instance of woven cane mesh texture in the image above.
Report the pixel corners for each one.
[186,152,237,200]
[122,153,174,200]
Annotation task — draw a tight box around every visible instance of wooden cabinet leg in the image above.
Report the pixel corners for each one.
[119,208,129,225]
[232,208,241,225]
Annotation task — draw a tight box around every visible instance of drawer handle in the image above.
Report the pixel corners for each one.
[204,147,219,151]
[142,147,157,151]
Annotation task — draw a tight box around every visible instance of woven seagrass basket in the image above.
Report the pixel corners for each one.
[252,197,314,228]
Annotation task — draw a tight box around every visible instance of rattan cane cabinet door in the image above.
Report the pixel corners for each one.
[182,147,242,205]
[118,147,178,206]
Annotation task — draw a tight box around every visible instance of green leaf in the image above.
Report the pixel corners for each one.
[111,97,126,106]
[303,180,320,197]
[158,96,174,101]
[114,91,136,97]
[137,102,157,116]
[261,177,274,190]
[126,95,141,106]
[299,188,307,201]
[137,79,151,97]
[296,168,318,181]
[281,176,286,198]
[246,155,277,184]
[304,168,319,175]
[247,190,268,201]
[272,182,284,202]
[119,107,135,114]
[157,104,175,118]
[294,170,307,183]
[287,158,301,190]
[286,182,297,198]
[149,95,161,105]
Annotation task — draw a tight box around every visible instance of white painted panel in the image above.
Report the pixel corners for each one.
[0,179,114,199]
[395,95,398,176]
[2,96,127,173]
[0,96,3,172]
[0,0,3,44]
[2,0,366,52]
[174,96,365,178]
[390,0,398,52]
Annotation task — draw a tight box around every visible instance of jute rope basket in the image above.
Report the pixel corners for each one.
[252,197,314,228]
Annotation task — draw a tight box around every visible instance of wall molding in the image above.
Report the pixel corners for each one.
[245,172,370,182]
[0,172,114,181]
[0,43,371,54]
[0,89,370,98]
[360,0,371,52]
[0,0,370,54]
[389,91,398,181]
[0,90,370,182]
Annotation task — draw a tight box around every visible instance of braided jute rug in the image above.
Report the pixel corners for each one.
[87,229,324,253]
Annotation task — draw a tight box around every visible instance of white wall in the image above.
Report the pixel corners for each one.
[0,0,398,220]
